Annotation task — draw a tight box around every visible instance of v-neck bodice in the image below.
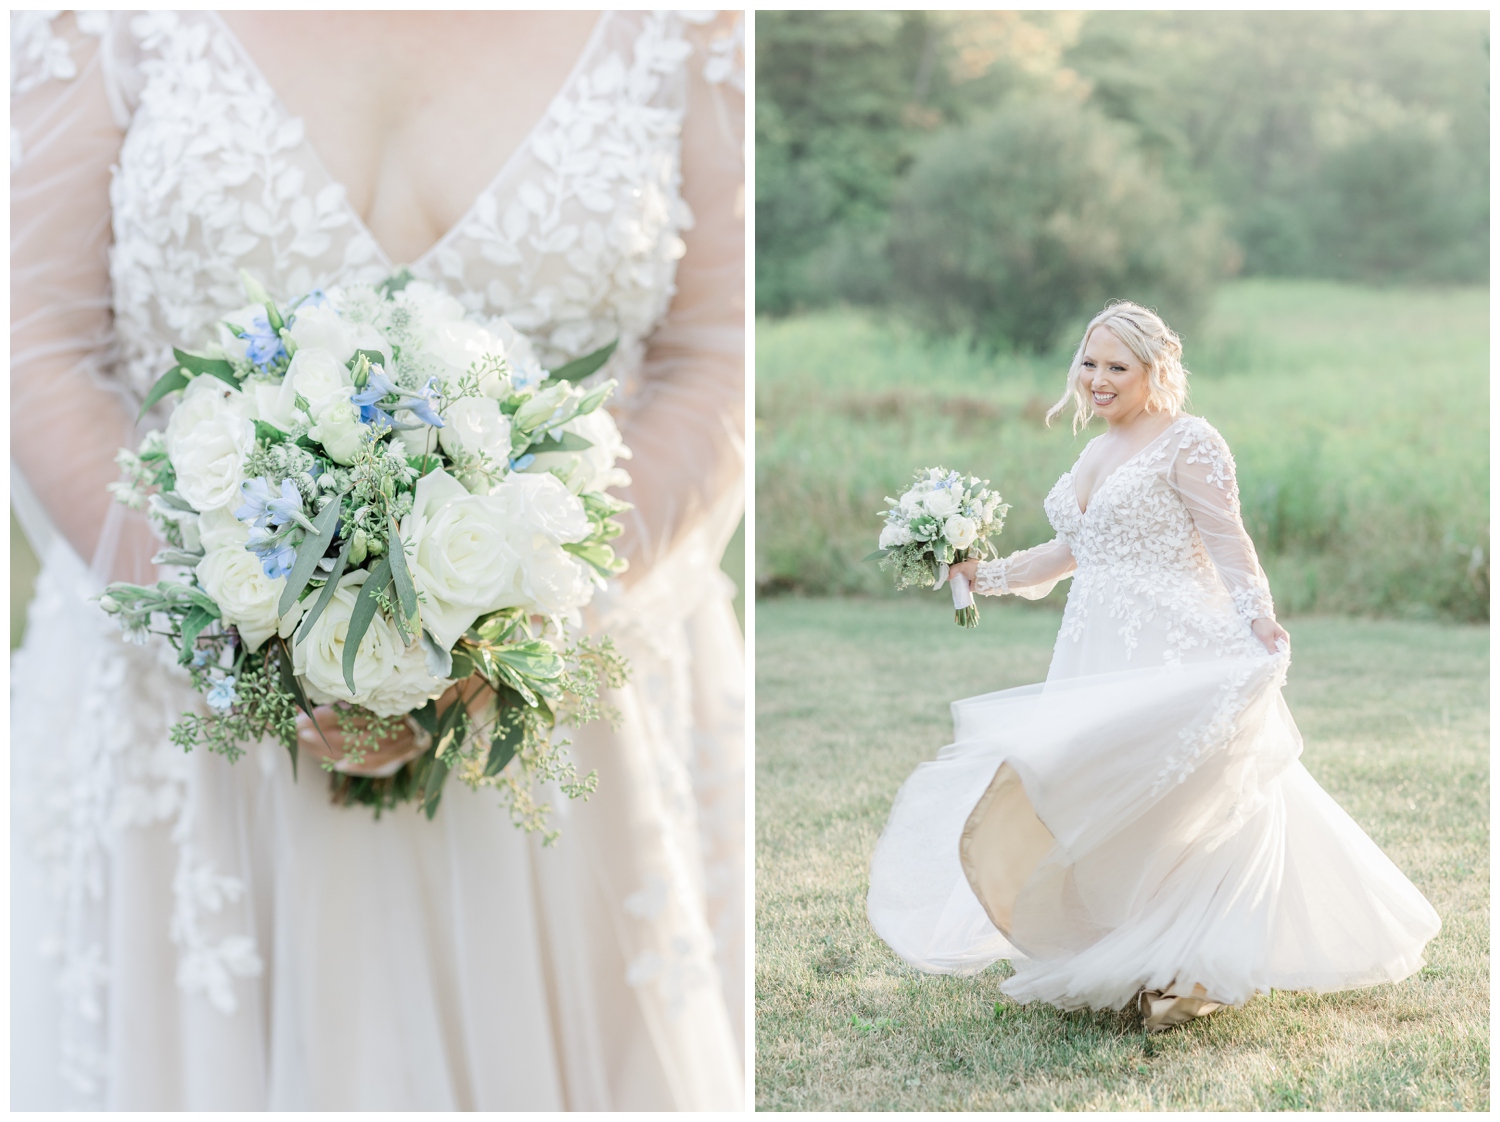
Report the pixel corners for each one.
[101,10,703,409]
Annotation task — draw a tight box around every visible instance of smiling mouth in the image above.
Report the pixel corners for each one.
[1092,391,1117,406]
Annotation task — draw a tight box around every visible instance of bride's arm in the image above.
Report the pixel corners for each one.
[1170,421,1288,650]
[12,13,157,582]
[952,538,1077,599]
[609,14,744,582]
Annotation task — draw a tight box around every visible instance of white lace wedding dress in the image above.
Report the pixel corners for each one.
[868,414,1440,1012]
[12,10,744,1110]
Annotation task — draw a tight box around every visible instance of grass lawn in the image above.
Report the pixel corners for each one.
[754,596,1489,1111]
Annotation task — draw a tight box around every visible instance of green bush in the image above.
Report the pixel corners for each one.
[887,98,1234,352]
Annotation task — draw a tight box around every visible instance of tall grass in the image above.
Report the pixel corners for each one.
[755,280,1488,620]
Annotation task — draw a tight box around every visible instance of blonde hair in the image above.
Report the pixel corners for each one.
[1046,301,1190,432]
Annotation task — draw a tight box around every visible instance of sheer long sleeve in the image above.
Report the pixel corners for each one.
[974,538,1076,600]
[12,12,157,584]
[1169,421,1277,622]
[609,13,744,582]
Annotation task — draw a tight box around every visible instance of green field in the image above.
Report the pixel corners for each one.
[755,597,1488,1111]
[756,280,1489,620]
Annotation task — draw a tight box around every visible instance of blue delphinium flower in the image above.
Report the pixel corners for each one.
[265,478,305,527]
[246,525,297,579]
[351,368,445,430]
[206,676,238,713]
[238,311,286,369]
[236,477,276,527]
[510,453,536,471]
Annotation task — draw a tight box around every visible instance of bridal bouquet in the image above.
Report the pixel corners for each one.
[868,467,1008,627]
[100,272,632,835]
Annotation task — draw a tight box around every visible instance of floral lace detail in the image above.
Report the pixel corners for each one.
[974,557,1011,596]
[415,12,694,400]
[108,10,386,403]
[1039,416,1269,664]
[10,11,106,98]
[1149,653,1291,797]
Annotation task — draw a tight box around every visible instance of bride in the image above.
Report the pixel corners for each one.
[12,10,743,1110]
[867,301,1440,1032]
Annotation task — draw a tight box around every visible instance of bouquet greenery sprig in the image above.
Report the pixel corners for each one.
[100,271,633,837]
[867,467,1009,627]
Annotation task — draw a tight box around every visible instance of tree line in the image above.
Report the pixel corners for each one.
[756,11,1489,351]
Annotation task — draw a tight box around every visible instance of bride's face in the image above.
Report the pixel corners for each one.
[1079,326,1151,422]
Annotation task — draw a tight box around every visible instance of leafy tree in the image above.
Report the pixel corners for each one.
[888,98,1232,352]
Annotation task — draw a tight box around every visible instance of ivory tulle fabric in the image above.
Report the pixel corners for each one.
[11,10,744,1110]
[868,415,1440,1012]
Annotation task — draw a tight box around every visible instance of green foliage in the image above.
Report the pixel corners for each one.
[755,598,1489,1110]
[1068,11,1489,285]
[888,97,1232,352]
[756,10,1488,317]
[755,280,1488,622]
[170,654,298,764]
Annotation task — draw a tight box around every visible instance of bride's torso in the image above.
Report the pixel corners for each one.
[106,9,697,405]
[1041,415,1262,667]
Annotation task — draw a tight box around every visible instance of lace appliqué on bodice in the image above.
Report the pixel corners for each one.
[978,416,1273,664]
[104,10,700,410]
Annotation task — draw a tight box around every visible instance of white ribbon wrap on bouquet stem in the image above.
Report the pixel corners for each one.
[933,562,974,610]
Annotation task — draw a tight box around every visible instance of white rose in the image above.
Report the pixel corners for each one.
[217,303,268,362]
[359,633,453,718]
[879,522,913,549]
[526,407,633,495]
[307,391,369,465]
[430,321,502,378]
[286,347,353,420]
[489,472,594,617]
[898,489,927,518]
[288,304,356,363]
[398,469,520,651]
[437,396,513,469]
[293,568,401,707]
[487,318,546,392]
[943,514,978,550]
[923,487,960,519]
[165,376,256,512]
[396,426,441,459]
[199,505,250,551]
[196,545,298,653]
[288,303,390,366]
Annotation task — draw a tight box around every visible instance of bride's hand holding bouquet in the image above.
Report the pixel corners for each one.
[868,467,1008,627]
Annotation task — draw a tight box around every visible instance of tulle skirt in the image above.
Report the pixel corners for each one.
[867,651,1440,1010]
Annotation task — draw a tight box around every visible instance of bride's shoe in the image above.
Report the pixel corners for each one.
[1138,984,1223,1033]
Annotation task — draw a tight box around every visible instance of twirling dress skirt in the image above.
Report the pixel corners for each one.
[868,648,1441,1010]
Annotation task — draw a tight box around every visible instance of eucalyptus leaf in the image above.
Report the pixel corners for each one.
[530,431,593,454]
[863,548,891,562]
[293,537,351,645]
[493,640,565,680]
[485,716,525,777]
[341,555,392,695]
[548,339,617,384]
[421,756,449,820]
[422,631,454,678]
[278,497,342,616]
[178,606,216,665]
[172,348,241,389]
[137,367,190,419]
[153,549,205,568]
[386,518,418,620]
